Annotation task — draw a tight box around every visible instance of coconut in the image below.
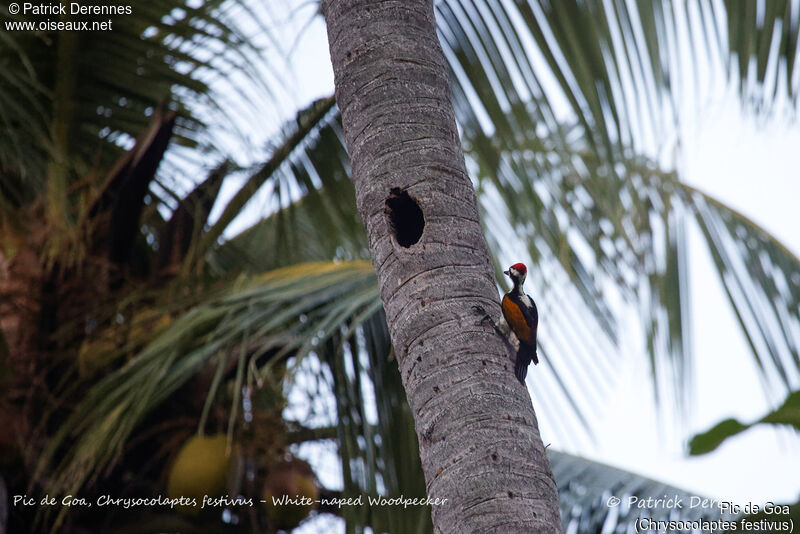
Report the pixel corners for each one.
[167,434,231,513]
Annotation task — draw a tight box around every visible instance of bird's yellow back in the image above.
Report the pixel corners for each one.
[502,294,533,343]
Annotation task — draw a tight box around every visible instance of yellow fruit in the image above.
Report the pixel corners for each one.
[167,434,231,512]
[263,458,319,529]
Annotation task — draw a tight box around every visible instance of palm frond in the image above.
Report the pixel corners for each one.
[22,2,800,531]
[315,311,432,533]
[550,450,736,532]
[436,0,800,421]
[0,0,287,217]
[721,0,800,113]
[206,113,366,274]
[689,190,800,392]
[188,1,800,448]
[195,95,338,262]
[156,160,232,275]
[34,261,380,529]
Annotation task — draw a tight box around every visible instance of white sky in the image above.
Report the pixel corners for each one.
[269,0,800,518]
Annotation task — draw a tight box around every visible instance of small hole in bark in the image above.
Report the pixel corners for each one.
[385,188,424,247]
[491,453,498,461]
[346,51,352,58]
[508,491,514,499]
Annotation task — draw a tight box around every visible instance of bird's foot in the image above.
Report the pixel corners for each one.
[471,305,493,326]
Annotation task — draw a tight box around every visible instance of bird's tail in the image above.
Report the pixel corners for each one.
[515,342,538,384]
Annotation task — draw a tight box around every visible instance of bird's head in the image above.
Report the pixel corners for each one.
[503,262,527,286]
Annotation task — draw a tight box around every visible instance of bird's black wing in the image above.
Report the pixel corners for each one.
[516,293,538,331]
[521,293,538,366]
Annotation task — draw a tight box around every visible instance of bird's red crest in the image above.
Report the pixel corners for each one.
[510,262,527,274]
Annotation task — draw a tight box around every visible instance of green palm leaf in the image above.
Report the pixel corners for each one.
[228,0,800,439]
[550,449,736,531]
[17,1,800,532]
[35,261,380,529]
[437,0,800,417]
[0,0,283,217]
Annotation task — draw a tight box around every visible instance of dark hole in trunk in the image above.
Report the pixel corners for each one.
[385,188,424,247]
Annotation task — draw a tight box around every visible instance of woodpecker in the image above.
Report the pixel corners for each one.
[502,263,539,382]
[474,262,538,384]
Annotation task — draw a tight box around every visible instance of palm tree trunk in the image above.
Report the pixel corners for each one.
[322,1,561,532]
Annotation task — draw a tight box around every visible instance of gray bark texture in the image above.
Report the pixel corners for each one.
[322,1,561,532]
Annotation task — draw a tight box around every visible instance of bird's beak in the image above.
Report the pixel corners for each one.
[503,270,510,276]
